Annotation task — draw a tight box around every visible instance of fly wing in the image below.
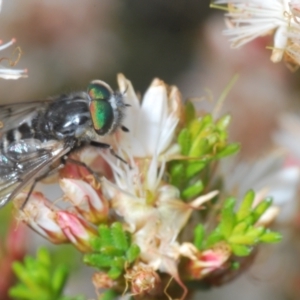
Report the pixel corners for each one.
[0,138,73,207]
[0,101,50,135]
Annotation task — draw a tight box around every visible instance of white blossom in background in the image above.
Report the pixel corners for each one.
[0,0,27,79]
[213,0,300,67]
[219,151,300,222]
[274,113,300,163]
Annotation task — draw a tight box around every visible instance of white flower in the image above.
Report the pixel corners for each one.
[115,73,181,158]
[98,74,219,283]
[213,0,300,63]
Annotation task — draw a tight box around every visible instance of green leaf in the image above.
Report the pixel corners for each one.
[178,129,191,155]
[185,101,196,125]
[231,244,252,257]
[243,214,254,225]
[37,247,51,266]
[111,222,129,251]
[219,197,236,239]
[189,119,204,140]
[196,190,281,255]
[194,224,205,250]
[84,223,139,278]
[83,254,113,268]
[9,285,36,299]
[126,244,140,263]
[236,190,255,221]
[245,226,265,238]
[12,262,40,293]
[90,237,102,251]
[215,143,240,159]
[9,248,78,300]
[111,257,126,269]
[205,229,223,248]
[51,265,69,296]
[98,225,112,248]
[232,221,249,235]
[108,267,123,280]
[197,115,213,133]
[259,230,282,243]
[252,197,273,223]
[216,114,231,131]
[169,162,184,188]
[189,137,210,157]
[228,234,258,245]
[100,246,124,256]
[185,161,206,178]
[182,180,204,200]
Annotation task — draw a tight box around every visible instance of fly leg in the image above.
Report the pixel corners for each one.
[62,156,102,183]
[20,165,64,210]
[21,156,100,210]
[90,141,128,165]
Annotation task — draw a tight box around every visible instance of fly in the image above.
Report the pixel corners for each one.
[0,80,128,208]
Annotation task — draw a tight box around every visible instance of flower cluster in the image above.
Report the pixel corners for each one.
[212,0,300,69]
[13,74,281,300]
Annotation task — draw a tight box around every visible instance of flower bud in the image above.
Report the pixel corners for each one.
[56,211,97,252]
[60,178,109,224]
[186,243,231,280]
[16,192,68,244]
[125,263,162,297]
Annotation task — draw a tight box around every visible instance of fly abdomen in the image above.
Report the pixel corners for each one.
[0,122,35,152]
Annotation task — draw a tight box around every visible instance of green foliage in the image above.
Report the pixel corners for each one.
[83,222,140,279]
[45,244,84,276]
[193,190,282,256]
[193,224,205,250]
[9,248,85,300]
[168,102,240,201]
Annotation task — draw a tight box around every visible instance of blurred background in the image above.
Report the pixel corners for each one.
[1,0,300,299]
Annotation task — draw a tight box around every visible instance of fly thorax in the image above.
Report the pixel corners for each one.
[43,94,91,140]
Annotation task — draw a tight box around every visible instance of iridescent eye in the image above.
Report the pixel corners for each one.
[89,100,114,135]
[87,80,115,136]
[87,80,113,101]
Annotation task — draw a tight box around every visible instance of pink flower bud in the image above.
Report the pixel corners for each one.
[56,211,97,252]
[16,192,68,244]
[186,243,231,280]
[60,178,109,224]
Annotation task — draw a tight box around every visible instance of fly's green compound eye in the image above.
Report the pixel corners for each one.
[87,80,113,101]
[90,100,114,135]
[87,80,115,135]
